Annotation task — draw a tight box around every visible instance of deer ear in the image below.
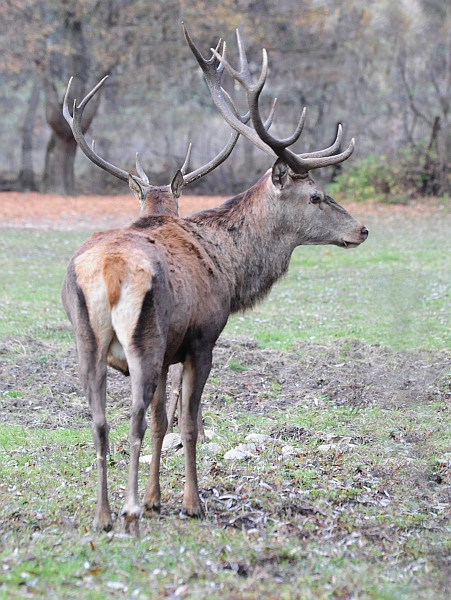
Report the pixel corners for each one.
[271,158,289,190]
[170,169,185,199]
[128,174,145,201]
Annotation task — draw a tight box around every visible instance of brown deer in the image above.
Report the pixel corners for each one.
[62,30,368,534]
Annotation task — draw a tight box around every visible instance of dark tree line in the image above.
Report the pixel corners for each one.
[0,0,450,196]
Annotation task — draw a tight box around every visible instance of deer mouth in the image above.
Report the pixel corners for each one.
[339,227,368,248]
[338,239,363,249]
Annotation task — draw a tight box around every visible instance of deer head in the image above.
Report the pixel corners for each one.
[184,25,368,248]
[63,76,247,216]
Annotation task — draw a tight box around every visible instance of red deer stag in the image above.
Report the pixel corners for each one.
[62,32,368,533]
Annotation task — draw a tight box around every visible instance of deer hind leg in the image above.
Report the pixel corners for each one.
[120,351,163,535]
[75,328,112,532]
[143,367,168,514]
[89,365,111,532]
[112,274,171,533]
[180,349,213,518]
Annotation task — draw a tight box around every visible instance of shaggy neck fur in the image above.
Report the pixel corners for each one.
[187,174,297,313]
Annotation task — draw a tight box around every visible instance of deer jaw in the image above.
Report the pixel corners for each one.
[270,160,368,249]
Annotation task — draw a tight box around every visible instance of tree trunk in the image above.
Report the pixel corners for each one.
[42,131,78,195]
[37,7,102,195]
[18,78,41,192]
[421,116,442,196]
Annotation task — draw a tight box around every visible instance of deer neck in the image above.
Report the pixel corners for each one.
[189,175,297,313]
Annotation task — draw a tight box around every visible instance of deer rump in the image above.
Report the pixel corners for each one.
[63,217,230,377]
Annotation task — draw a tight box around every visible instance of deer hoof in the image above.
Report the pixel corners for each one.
[121,502,141,534]
[123,514,140,536]
[181,502,205,519]
[93,513,113,532]
[142,502,161,516]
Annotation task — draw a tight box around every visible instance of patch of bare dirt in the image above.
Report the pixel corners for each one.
[1,192,449,232]
[0,335,449,429]
[0,192,229,230]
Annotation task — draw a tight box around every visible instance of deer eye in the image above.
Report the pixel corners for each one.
[310,192,321,204]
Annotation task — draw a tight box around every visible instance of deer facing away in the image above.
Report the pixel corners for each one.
[62,29,368,533]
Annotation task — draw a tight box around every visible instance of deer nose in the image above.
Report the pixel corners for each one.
[361,227,369,240]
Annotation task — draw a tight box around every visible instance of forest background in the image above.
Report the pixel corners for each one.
[0,0,450,200]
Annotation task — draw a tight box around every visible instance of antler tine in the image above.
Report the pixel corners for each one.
[265,97,277,130]
[294,138,355,171]
[221,30,267,99]
[183,23,224,86]
[135,153,150,184]
[210,32,355,174]
[248,92,306,152]
[62,77,75,126]
[64,76,146,184]
[180,143,193,175]
[299,124,342,159]
[222,29,256,89]
[221,87,250,123]
[182,131,240,185]
[77,76,109,111]
[213,38,225,76]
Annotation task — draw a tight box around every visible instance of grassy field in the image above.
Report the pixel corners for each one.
[1,203,451,599]
[1,206,450,350]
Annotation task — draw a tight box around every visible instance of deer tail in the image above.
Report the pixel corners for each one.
[102,255,127,309]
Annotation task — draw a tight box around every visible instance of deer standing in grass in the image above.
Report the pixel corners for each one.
[62,28,368,533]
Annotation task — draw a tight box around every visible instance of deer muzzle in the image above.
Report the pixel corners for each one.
[341,226,369,248]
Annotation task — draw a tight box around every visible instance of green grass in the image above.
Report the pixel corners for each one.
[0,211,450,352]
[228,210,451,350]
[2,393,451,599]
[0,230,86,345]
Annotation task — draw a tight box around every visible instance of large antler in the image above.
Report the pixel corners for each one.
[184,25,354,174]
[63,76,244,188]
[183,24,276,158]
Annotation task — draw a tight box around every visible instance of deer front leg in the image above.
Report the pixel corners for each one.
[167,363,206,443]
[180,350,212,518]
[197,402,206,444]
[143,368,168,514]
[166,363,183,433]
